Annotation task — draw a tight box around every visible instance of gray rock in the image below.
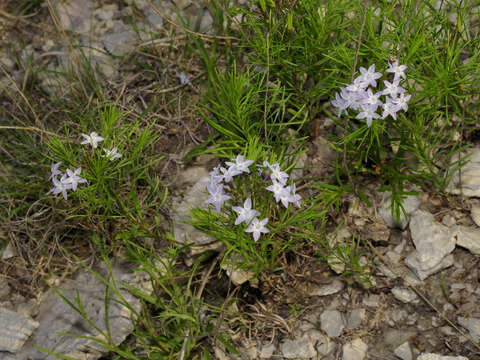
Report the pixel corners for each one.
[380,194,421,230]
[457,316,480,342]
[15,262,142,360]
[342,338,368,360]
[417,354,468,360]
[405,253,454,281]
[1,242,16,260]
[362,294,380,308]
[309,279,344,297]
[347,308,366,329]
[0,279,10,299]
[220,255,255,286]
[394,341,413,360]
[446,148,480,197]
[441,214,456,227]
[320,310,345,338]
[405,210,456,280]
[172,174,222,256]
[101,22,137,57]
[280,337,316,359]
[0,308,39,352]
[391,287,419,304]
[53,0,94,33]
[144,7,164,30]
[259,342,276,358]
[315,334,335,357]
[470,204,480,226]
[452,225,480,254]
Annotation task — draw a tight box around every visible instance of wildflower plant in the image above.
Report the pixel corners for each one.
[189,152,316,274]
[45,105,167,245]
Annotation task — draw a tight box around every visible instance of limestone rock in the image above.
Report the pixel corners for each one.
[15,262,142,360]
[0,308,39,352]
[446,148,480,197]
[380,194,421,230]
[394,341,413,360]
[320,310,345,338]
[452,225,480,255]
[405,210,456,280]
[417,354,468,360]
[391,287,419,304]
[342,338,368,360]
[347,308,366,329]
[172,174,222,256]
[309,279,344,297]
[280,337,316,359]
[457,316,480,342]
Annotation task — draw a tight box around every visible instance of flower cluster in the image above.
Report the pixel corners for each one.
[49,132,122,200]
[205,155,301,242]
[331,61,411,127]
[49,162,87,200]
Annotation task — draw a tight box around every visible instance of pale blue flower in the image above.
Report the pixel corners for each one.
[245,217,269,242]
[357,64,382,88]
[382,98,400,120]
[49,161,62,180]
[81,132,104,149]
[267,163,289,185]
[380,79,405,98]
[50,173,73,200]
[232,198,260,225]
[102,147,122,161]
[361,88,383,110]
[392,92,411,112]
[63,167,87,191]
[205,182,231,212]
[266,179,287,202]
[356,104,380,127]
[386,61,407,81]
[226,155,253,174]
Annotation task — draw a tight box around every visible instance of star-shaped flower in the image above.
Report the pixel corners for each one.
[49,161,62,180]
[205,182,231,212]
[380,79,405,98]
[81,132,104,149]
[50,173,73,200]
[357,64,382,88]
[382,98,400,120]
[63,167,87,191]
[361,88,383,110]
[266,179,287,202]
[226,155,253,174]
[232,198,260,225]
[267,163,289,185]
[392,92,411,112]
[102,147,122,161]
[245,217,269,242]
[386,60,407,81]
[356,104,380,127]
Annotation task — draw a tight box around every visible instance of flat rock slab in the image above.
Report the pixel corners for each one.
[446,148,480,197]
[452,225,480,255]
[417,354,468,360]
[0,308,39,353]
[405,210,456,280]
[11,262,142,360]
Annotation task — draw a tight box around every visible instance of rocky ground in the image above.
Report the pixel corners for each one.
[1,1,480,360]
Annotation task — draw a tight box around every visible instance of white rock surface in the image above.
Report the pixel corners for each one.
[280,337,317,359]
[470,204,480,226]
[380,194,421,230]
[417,354,468,360]
[394,341,413,360]
[347,308,366,329]
[391,287,420,303]
[457,316,480,342]
[172,173,223,255]
[309,279,344,296]
[0,308,39,352]
[13,262,142,360]
[259,343,276,358]
[342,338,368,360]
[405,210,456,280]
[445,148,480,197]
[452,225,480,254]
[320,310,345,338]
[220,255,255,286]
